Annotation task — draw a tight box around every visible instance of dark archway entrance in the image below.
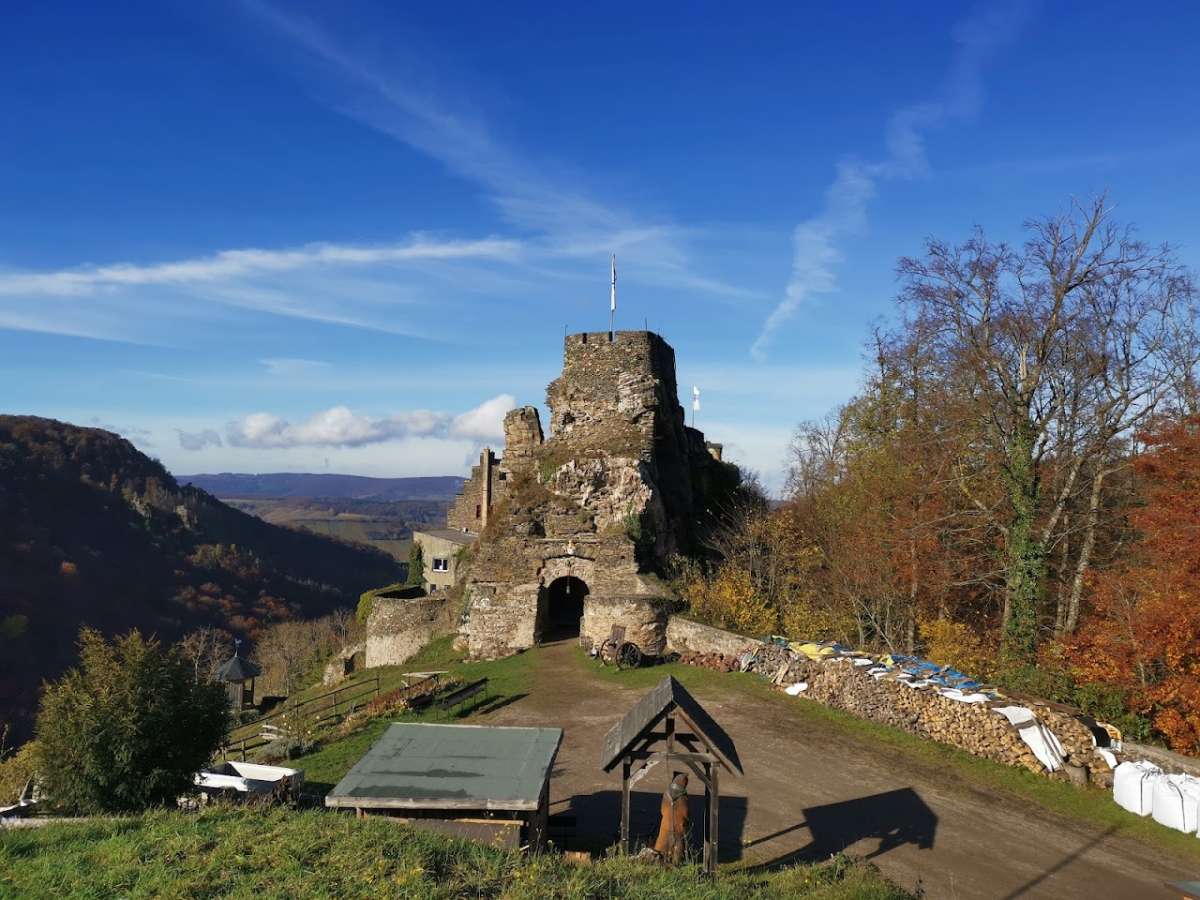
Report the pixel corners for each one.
[544,576,588,641]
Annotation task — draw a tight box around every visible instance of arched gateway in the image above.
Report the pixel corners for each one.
[541,575,589,641]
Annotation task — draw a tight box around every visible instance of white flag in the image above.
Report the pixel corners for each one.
[610,254,617,313]
[692,385,700,412]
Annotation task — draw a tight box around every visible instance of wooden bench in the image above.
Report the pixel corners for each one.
[436,678,489,714]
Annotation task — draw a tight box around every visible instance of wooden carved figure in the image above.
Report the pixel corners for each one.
[653,772,690,864]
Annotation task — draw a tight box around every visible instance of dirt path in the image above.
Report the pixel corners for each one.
[484,640,1192,900]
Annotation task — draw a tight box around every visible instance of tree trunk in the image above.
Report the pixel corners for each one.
[1065,467,1107,634]
[907,537,919,653]
[1002,425,1044,659]
[1053,512,1070,637]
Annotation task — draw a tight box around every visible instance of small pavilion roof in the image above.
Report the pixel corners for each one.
[216,653,261,682]
[600,675,742,775]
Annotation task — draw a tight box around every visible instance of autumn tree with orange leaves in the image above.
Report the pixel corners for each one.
[1067,418,1200,753]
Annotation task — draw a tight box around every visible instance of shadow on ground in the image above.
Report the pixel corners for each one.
[749,787,937,870]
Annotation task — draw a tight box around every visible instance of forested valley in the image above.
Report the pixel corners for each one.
[0,416,405,744]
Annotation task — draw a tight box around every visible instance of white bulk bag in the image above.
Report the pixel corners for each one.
[1113,760,1162,816]
[1151,773,1200,834]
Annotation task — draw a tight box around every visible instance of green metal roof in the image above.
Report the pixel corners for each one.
[325,723,563,812]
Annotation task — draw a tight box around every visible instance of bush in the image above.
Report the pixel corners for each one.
[34,628,230,813]
[687,564,778,636]
[0,742,38,805]
[918,618,997,681]
[406,541,425,587]
[782,600,857,645]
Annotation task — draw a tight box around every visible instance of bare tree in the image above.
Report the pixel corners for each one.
[895,196,1197,655]
[328,606,359,649]
[176,626,233,682]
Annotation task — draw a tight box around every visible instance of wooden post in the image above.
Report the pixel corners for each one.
[702,767,711,872]
[621,759,631,853]
[708,761,719,875]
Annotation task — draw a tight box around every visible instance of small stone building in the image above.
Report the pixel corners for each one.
[453,330,738,660]
[411,528,473,591]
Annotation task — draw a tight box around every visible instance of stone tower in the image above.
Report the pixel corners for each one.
[452,330,737,659]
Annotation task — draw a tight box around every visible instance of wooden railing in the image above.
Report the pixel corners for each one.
[221,673,382,761]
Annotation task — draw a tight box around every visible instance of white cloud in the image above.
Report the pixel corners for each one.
[239,1,748,300]
[259,357,331,377]
[450,393,516,441]
[0,236,519,298]
[224,394,513,449]
[751,1,1030,359]
[177,428,223,451]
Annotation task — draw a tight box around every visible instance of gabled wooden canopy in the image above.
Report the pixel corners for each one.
[600,676,742,776]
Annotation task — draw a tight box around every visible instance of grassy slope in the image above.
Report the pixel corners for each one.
[0,807,907,900]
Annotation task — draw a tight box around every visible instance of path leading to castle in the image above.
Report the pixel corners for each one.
[484,640,1189,900]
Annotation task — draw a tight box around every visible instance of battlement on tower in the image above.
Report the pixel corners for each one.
[548,331,682,442]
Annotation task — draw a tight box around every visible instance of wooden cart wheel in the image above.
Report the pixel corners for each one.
[616,641,643,670]
[599,639,619,665]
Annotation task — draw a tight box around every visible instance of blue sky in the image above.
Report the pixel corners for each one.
[2,1,1198,492]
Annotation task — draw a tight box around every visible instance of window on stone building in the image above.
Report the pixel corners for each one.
[432,558,449,572]
[475,504,481,518]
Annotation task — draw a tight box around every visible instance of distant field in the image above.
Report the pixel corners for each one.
[220,496,448,561]
[178,472,463,501]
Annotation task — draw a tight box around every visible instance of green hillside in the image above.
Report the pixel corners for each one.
[0,416,405,743]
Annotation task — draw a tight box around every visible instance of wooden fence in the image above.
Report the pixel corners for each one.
[221,673,382,761]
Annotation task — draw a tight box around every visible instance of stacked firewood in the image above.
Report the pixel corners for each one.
[676,650,741,672]
[777,657,1104,778]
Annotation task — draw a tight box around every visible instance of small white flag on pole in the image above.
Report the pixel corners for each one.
[610,254,617,313]
[692,385,700,412]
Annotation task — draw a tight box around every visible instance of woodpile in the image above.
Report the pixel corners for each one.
[677,639,1114,782]
[676,650,740,672]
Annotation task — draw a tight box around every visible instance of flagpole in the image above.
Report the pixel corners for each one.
[609,253,616,339]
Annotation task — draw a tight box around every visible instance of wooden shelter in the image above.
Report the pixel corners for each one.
[600,676,743,873]
[326,723,563,850]
[216,647,260,711]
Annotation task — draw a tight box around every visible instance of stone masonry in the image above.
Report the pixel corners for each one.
[455,330,738,659]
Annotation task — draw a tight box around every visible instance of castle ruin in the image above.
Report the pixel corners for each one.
[449,330,737,659]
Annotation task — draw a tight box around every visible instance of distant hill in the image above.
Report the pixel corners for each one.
[177,472,463,501]
[0,417,407,744]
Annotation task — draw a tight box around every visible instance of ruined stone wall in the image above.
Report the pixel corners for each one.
[364,594,458,668]
[580,595,671,654]
[462,582,540,659]
[665,616,765,657]
[447,449,495,532]
[322,640,366,686]
[502,406,543,472]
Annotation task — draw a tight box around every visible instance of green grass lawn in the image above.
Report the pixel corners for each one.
[0,807,911,900]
